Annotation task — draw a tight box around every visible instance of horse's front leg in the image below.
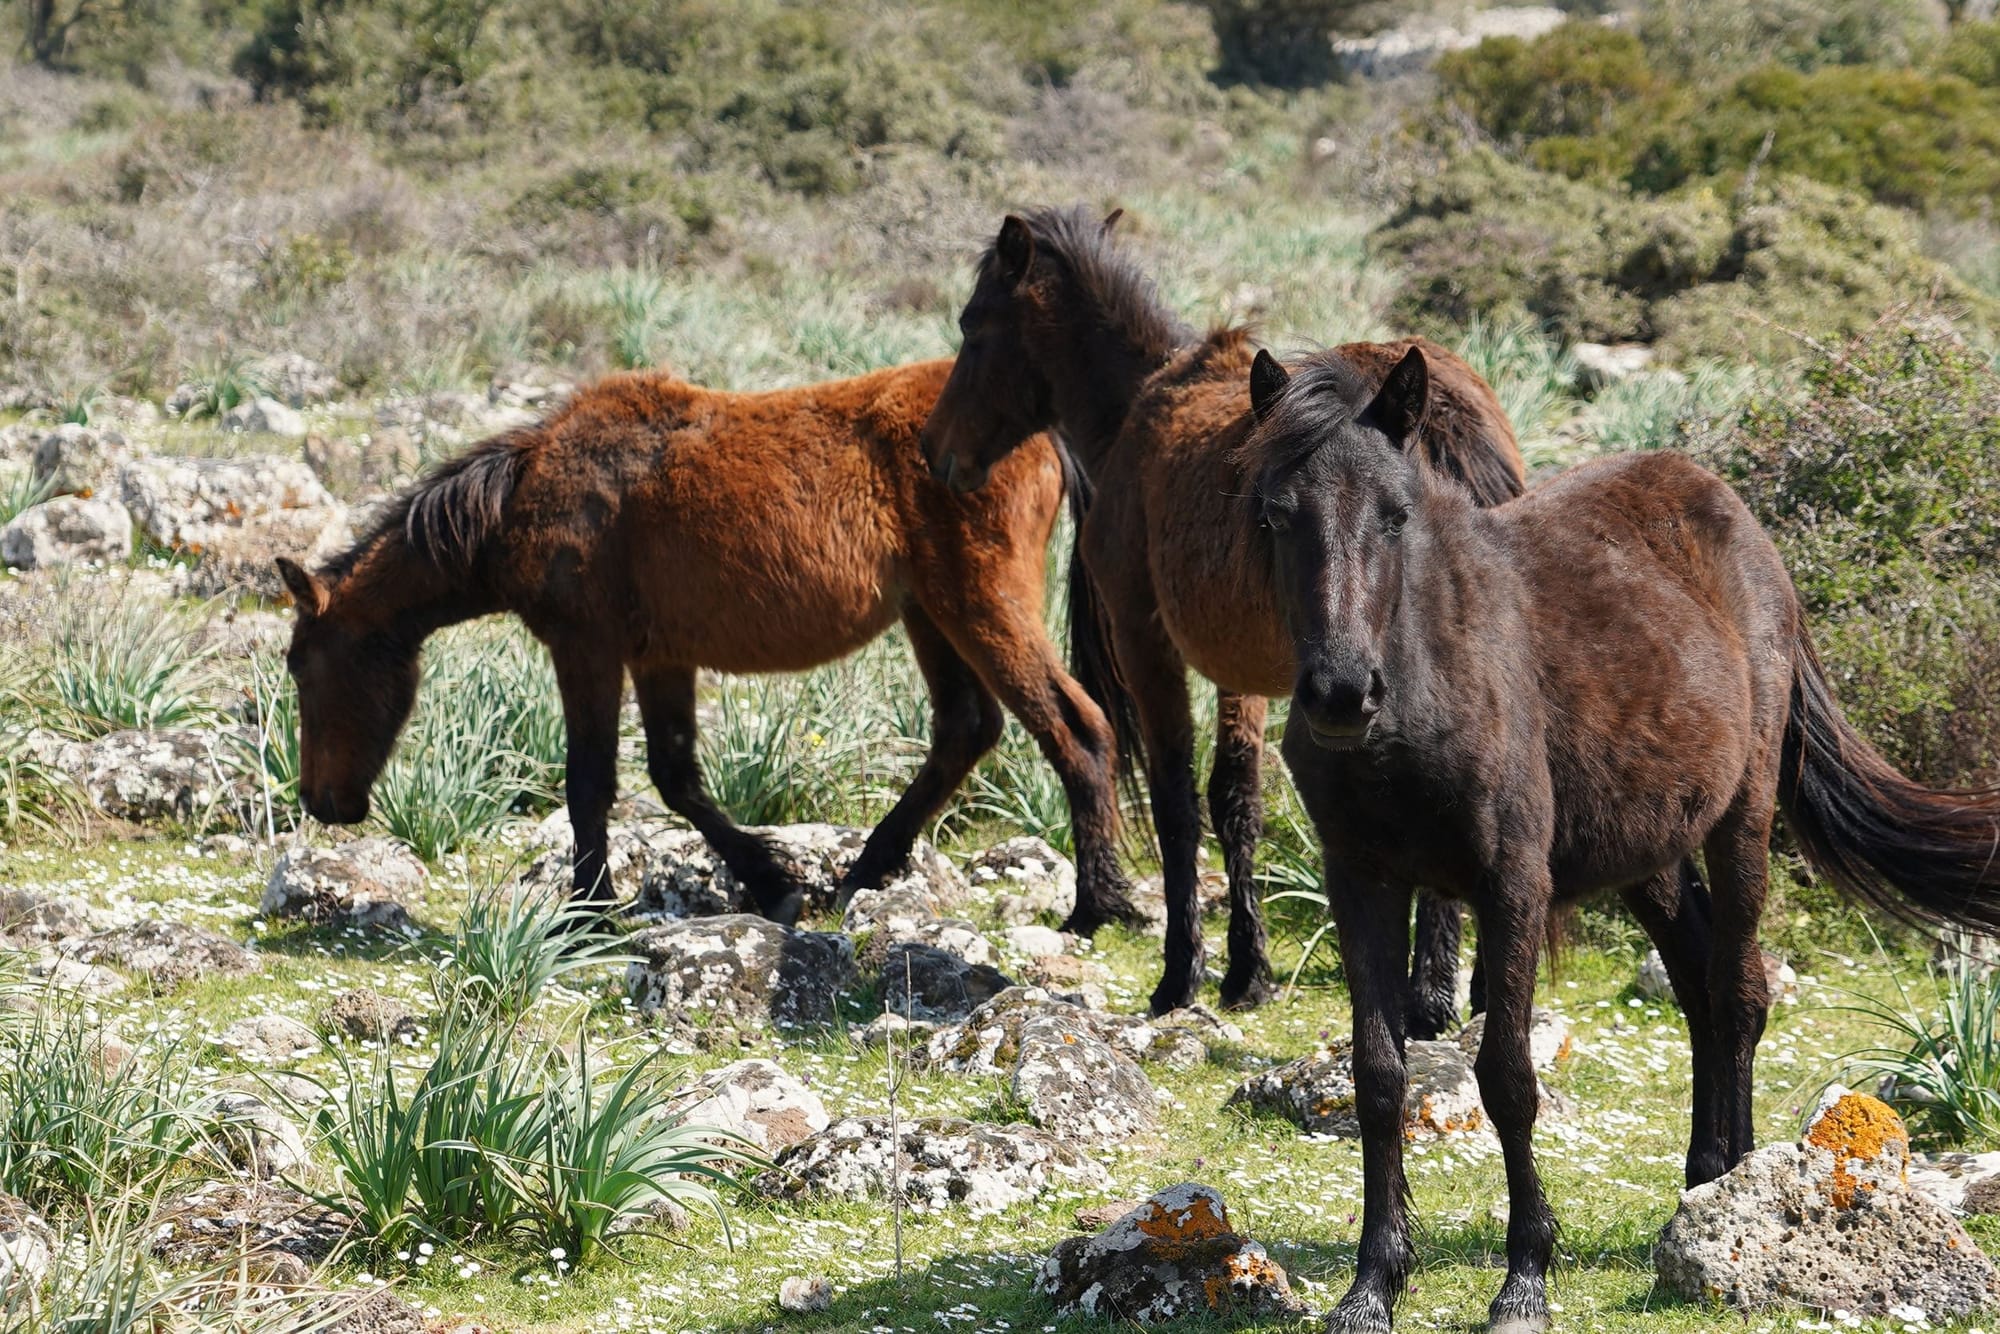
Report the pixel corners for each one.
[552,650,625,907]
[631,663,805,925]
[1473,854,1560,1334]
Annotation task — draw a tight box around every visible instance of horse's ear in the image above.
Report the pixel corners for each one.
[996,214,1035,286]
[275,557,328,618]
[1101,207,1124,233]
[1249,349,1291,423]
[1362,345,1430,448]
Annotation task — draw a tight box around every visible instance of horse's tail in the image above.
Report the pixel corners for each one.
[1779,620,2000,934]
[1057,440,1144,796]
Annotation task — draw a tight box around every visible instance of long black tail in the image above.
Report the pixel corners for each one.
[1780,622,2000,934]
[1057,439,1146,802]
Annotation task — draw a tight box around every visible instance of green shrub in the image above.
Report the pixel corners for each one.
[1703,313,2000,783]
[1939,19,2000,88]
[1635,0,1940,81]
[1438,23,1676,165]
[1203,0,1363,87]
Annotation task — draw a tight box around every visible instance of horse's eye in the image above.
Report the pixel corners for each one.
[1264,504,1293,534]
[1383,507,1410,537]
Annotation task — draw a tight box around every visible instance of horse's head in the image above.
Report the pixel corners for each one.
[920,212,1076,493]
[1246,345,1430,751]
[274,556,421,824]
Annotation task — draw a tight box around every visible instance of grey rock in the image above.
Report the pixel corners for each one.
[1227,1037,1503,1139]
[667,1058,830,1154]
[841,882,941,935]
[1,494,133,569]
[214,1015,321,1067]
[626,914,856,1030]
[1333,5,1567,78]
[998,923,1071,958]
[1911,1151,2000,1216]
[151,1181,348,1273]
[82,728,257,826]
[1573,341,1659,388]
[261,838,424,931]
[0,887,95,945]
[28,954,126,997]
[1456,1007,1575,1072]
[223,396,307,438]
[758,1115,1110,1216]
[118,454,336,552]
[855,1011,945,1049]
[880,941,1016,1023]
[0,1194,55,1296]
[966,836,1076,924]
[777,1275,834,1313]
[1638,948,1797,1005]
[72,920,259,990]
[1036,1183,1306,1323]
[205,1091,310,1177]
[29,422,130,497]
[1656,1090,1997,1318]
[517,815,689,903]
[924,986,1237,1075]
[1012,1013,1158,1143]
[250,354,337,408]
[188,504,351,600]
[634,823,967,919]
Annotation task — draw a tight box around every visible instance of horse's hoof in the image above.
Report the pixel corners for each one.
[1220,968,1278,1011]
[760,887,806,928]
[1324,1289,1394,1334]
[1148,977,1201,1017]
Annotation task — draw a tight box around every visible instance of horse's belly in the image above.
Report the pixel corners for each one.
[635,543,902,674]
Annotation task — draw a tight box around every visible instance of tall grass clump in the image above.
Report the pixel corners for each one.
[448,881,636,1021]
[1574,361,1758,455]
[0,994,204,1212]
[371,623,565,859]
[0,649,88,842]
[39,585,219,738]
[0,467,58,525]
[1450,314,1578,467]
[1838,949,2000,1146]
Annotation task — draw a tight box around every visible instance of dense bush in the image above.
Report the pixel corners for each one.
[1703,314,2000,784]
[1632,0,1941,80]
[1373,149,1995,362]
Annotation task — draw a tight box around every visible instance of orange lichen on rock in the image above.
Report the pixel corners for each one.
[1805,1092,1910,1209]
[1133,1190,1232,1255]
[1202,1248,1290,1310]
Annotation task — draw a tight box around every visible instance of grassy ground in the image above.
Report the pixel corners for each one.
[2,830,1991,1334]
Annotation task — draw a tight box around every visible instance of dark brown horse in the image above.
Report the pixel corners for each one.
[1246,345,2000,1334]
[920,205,1527,1022]
[275,360,1142,932]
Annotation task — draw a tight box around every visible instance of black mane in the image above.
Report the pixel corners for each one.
[988,204,1198,365]
[324,428,532,581]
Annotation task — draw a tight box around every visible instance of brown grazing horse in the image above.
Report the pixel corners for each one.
[1246,345,2000,1334]
[274,360,1140,933]
[919,205,1527,1022]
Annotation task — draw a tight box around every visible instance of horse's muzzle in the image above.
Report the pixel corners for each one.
[305,787,370,825]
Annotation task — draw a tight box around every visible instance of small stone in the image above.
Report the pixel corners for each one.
[262,839,424,931]
[222,396,306,438]
[966,836,1076,924]
[318,988,419,1043]
[0,1194,55,1296]
[758,1116,1109,1214]
[29,422,129,497]
[667,1058,830,1154]
[998,924,1070,957]
[30,954,127,997]
[0,888,95,945]
[117,454,334,552]
[1011,1014,1158,1143]
[1075,1198,1150,1230]
[1655,1089,1997,1318]
[777,1275,833,1313]
[1227,1036,1516,1140]
[1036,1183,1306,1322]
[635,824,968,919]
[215,1015,321,1067]
[1572,341,1658,388]
[879,941,1015,1023]
[1457,1008,1574,1072]
[205,1091,310,1177]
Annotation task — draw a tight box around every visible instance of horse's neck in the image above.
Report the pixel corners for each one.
[1044,293,1190,477]
[339,527,496,641]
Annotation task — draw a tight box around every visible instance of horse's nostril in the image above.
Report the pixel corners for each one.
[1365,669,1387,712]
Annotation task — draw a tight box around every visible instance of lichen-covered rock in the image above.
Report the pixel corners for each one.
[841,882,943,936]
[880,941,1016,1023]
[1013,1014,1159,1143]
[1036,1183,1307,1322]
[666,1058,830,1154]
[1,494,133,569]
[777,1275,834,1313]
[118,454,335,552]
[966,837,1076,924]
[1911,1151,2000,1216]
[72,920,259,990]
[0,887,96,945]
[924,987,1237,1075]
[214,1014,321,1067]
[626,914,856,1030]
[28,954,127,997]
[262,839,424,931]
[1655,1090,1998,1318]
[82,728,256,825]
[1226,1037,1497,1139]
[0,1193,54,1296]
[998,924,1072,958]
[516,816,689,903]
[205,1091,310,1177]
[1456,1008,1575,1071]
[222,396,306,438]
[758,1116,1109,1215]
[318,988,420,1043]
[29,423,130,497]
[188,504,351,600]
[151,1181,348,1274]
[634,824,968,919]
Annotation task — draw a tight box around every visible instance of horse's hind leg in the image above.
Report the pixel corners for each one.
[1406,894,1464,1039]
[840,608,1004,897]
[1705,792,1776,1174]
[553,650,624,907]
[1622,861,1723,1186]
[1210,690,1274,1010]
[630,663,806,926]
[1473,857,1559,1334]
